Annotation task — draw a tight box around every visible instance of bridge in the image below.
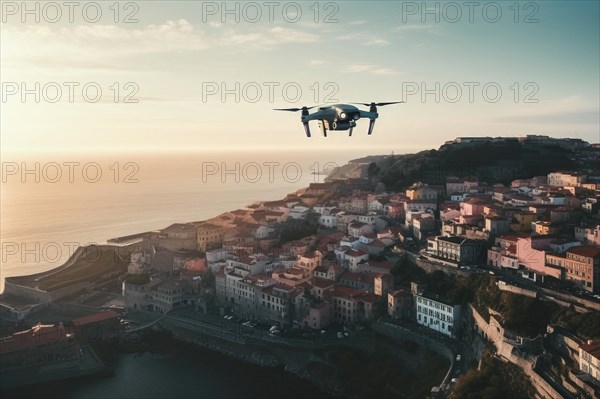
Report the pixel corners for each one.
[125,311,171,333]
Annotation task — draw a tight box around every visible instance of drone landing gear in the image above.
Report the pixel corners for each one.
[367,119,376,135]
[348,127,353,137]
[303,122,311,138]
[318,120,327,137]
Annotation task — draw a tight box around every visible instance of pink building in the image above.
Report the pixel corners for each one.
[460,198,486,217]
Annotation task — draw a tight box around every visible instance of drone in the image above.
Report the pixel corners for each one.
[274,101,404,137]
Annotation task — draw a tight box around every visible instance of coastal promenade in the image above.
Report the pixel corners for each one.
[125,308,455,395]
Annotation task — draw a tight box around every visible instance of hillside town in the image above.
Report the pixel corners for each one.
[113,137,600,397]
[2,136,600,398]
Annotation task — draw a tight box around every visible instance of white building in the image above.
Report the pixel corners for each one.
[319,215,338,229]
[575,224,600,246]
[547,171,587,187]
[415,294,461,338]
[128,252,147,274]
[288,205,309,220]
[368,199,385,212]
[579,340,600,383]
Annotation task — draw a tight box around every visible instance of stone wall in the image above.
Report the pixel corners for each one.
[468,304,565,399]
[497,283,538,298]
[372,320,454,387]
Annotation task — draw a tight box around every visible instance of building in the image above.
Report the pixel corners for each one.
[195,222,224,252]
[303,302,331,330]
[426,235,487,267]
[546,246,600,293]
[340,249,370,272]
[446,176,479,195]
[150,280,187,313]
[485,216,510,236]
[122,274,156,311]
[412,215,436,241]
[460,198,487,217]
[339,271,375,292]
[72,310,120,343]
[575,224,600,246]
[579,340,600,383]
[260,283,298,325]
[406,182,438,201]
[415,293,461,338]
[388,289,412,319]
[374,273,393,296]
[532,221,561,236]
[272,267,311,287]
[547,171,587,187]
[0,323,79,373]
[511,212,536,233]
[348,221,374,238]
[326,285,364,324]
[149,223,198,251]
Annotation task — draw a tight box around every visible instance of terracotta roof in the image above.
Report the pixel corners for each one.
[73,310,118,326]
[329,285,365,298]
[359,293,381,303]
[1,324,69,354]
[312,277,336,288]
[314,265,328,274]
[341,271,375,284]
[580,340,600,360]
[568,245,600,258]
[346,249,368,257]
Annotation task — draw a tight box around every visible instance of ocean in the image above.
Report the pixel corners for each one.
[0,149,371,292]
[3,335,333,399]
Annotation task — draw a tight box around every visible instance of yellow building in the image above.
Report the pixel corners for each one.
[510,212,535,233]
[533,221,561,235]
[195,222,224,252]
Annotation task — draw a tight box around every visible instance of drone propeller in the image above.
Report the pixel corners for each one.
[353,101,404,117]
[273,106,317,112]
[274,106,318,137]
[353,101,405,107]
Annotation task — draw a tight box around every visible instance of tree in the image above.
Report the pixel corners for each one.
[367,162,381,178]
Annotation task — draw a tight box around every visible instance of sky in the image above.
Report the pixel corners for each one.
[1,0,599,154]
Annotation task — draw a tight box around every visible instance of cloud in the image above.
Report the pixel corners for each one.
[366,39,390,46]
[1,20,210,72]
[309,59,329,66]
[343,64,401,75]
[392,24,442,35]
[336,32,390,46]
[371,68,400,75]
[268,26,319,43]
[2,20,320,71]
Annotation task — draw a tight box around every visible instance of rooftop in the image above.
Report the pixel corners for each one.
[580,340,600,360]
[568,245,600,258]
[72,310,118,326]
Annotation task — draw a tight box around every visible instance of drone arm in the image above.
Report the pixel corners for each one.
[358,110,378,119]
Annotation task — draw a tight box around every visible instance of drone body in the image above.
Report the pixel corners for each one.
[274,101,404,137]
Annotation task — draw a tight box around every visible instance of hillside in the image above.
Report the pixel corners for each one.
[326,137,595,191]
